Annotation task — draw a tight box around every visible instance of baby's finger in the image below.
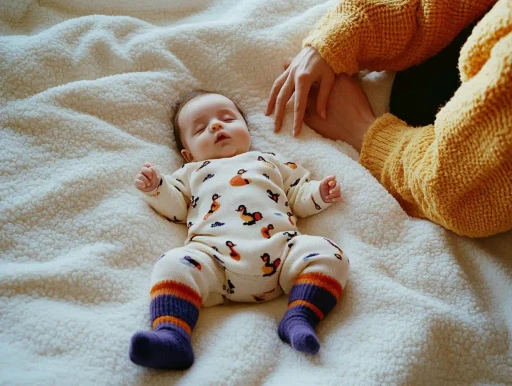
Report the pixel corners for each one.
[322,175,335,185]
[329,186,341,196]
[141,167,153,180]
[138,174,150,187]
[151,167,159,182]
[134,179,146,190]
[331,193,342,201]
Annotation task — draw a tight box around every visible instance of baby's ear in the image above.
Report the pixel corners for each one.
[181,149,193,162]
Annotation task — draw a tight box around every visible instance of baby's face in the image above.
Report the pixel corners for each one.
[178,93,251,162]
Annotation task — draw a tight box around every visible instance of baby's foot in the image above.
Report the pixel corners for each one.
[278,310,320,354]
[130,326,194,370]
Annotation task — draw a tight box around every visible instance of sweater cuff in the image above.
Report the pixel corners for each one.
[303,34,358,76]
[359,113,409,182]
[302,7,361,75]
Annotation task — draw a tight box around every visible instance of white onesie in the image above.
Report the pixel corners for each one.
[144,151,349,306]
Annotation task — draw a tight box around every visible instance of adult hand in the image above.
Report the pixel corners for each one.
[265,46,335,136]
[305,74,377,152]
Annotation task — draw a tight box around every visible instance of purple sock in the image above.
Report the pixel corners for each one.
[130,324,194,370]
[278,308,320,354]
[130,280,202,370]
[279,272,343,355]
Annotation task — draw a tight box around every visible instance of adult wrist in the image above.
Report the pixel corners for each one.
[355,114,377,152]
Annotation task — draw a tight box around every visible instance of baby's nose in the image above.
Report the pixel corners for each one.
[211,122,223,131]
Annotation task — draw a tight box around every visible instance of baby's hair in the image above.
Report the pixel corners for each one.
[171,89,248,153]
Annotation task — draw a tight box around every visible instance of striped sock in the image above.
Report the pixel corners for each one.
[278,272,343,354]
[130,281,201,370]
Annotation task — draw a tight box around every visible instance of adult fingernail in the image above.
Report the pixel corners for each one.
[321,110,326,119]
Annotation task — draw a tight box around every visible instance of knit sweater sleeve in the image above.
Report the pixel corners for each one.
[303,0,495,75]
[359,1,512,237]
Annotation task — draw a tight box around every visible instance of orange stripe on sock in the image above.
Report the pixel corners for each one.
[150,281,202,308]
[152,316,192,335]
[150,288,202,308]
[288,300,325,320]
[295,273,343,300]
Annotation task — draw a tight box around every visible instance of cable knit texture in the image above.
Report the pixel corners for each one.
[305,0,512,237]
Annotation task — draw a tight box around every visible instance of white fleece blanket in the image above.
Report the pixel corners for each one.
[1,1,511,385]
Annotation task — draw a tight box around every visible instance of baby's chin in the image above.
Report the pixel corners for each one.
[198,145,249,161]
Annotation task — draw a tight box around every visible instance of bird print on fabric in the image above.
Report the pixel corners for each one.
[226,241,241,261]
[261,253,281,277]
[236,205,263,225]
[230,169,252,186]
[204,194,221,220]
[261,224,274,239]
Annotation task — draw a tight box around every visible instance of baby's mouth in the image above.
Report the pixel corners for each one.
[215,134,230,143]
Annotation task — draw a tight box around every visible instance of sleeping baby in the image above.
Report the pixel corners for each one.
[130,90,350,370]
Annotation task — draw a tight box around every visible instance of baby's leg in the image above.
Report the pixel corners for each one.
[130,247,224,370]
[278,235,349,354]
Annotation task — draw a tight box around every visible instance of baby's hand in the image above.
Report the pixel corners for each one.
[319,175,341,203]
[134,163,160,192]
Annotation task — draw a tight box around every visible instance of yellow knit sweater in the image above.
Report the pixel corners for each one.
[304,0,512,238]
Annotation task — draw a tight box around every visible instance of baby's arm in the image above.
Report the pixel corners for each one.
[135,163,190,223]
[266,153,340,218]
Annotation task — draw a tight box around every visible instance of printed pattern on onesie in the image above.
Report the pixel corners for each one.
[144,151,333,301]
